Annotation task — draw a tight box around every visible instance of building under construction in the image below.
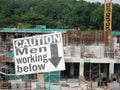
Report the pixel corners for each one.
[0,24,120,89]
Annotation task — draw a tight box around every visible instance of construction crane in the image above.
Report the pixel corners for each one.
[104,0,112,45]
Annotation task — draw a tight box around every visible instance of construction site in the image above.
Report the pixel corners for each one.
[0,0,120,90]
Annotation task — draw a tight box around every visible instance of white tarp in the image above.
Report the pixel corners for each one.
[64,45,80,57]
[84,44,104,58]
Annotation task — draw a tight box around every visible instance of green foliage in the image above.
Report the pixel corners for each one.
[0,0,119,30]
[90,6,104,29]
[22,23,32,28]
[21,12,45,25]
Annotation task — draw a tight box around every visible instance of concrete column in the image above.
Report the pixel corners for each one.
[113,36,117,50]
[109,63,114,78]
[79,62,84,76]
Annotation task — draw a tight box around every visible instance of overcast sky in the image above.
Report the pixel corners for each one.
[84,0,120,4]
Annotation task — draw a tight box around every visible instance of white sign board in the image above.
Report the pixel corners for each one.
[13,33,65,75]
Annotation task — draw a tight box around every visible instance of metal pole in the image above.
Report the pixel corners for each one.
[118,76,120,90]
[37,73,45,90]
[49,72,50,90]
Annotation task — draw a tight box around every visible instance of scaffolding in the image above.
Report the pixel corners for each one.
[90,63,101,81]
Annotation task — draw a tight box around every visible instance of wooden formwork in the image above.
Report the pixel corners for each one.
[0,55,13,62]
[67,30,79,44]
[66,30,110,46]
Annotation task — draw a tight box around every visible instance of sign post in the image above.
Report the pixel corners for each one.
[13,32,65,89]
[37,73,45,89]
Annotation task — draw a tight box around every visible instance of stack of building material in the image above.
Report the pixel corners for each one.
[8,79,25,89]
[62,87,82,90]
[31,81,38,90]
[67,79,79,88]
[107,81,120,90]
[78,76,92,89]
[60,80,68,87]
[50,83,62,90]
[111,73,117,81]
[91,81,98,88]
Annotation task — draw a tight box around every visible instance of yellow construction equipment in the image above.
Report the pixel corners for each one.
[104,0,112,45]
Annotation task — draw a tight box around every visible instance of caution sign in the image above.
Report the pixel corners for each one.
[13,33,65,75]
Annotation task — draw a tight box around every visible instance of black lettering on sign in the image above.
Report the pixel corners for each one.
[16,54,48,64]
[17,64,46,73]
[16,46,47,56]
[14,34,61,48]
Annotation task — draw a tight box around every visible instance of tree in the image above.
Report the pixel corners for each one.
[21,12,45,26]
[112,4,120,30]
[0,0,119,30]
[90,6,104,30]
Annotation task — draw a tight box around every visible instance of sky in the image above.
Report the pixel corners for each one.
[84,0,120,4]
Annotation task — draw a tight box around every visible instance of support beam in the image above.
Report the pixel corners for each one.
[79,62,84,76]
[109,63,114,78]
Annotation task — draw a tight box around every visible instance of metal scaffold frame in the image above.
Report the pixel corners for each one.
[84,63,101,81]
[90,63,101,81]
